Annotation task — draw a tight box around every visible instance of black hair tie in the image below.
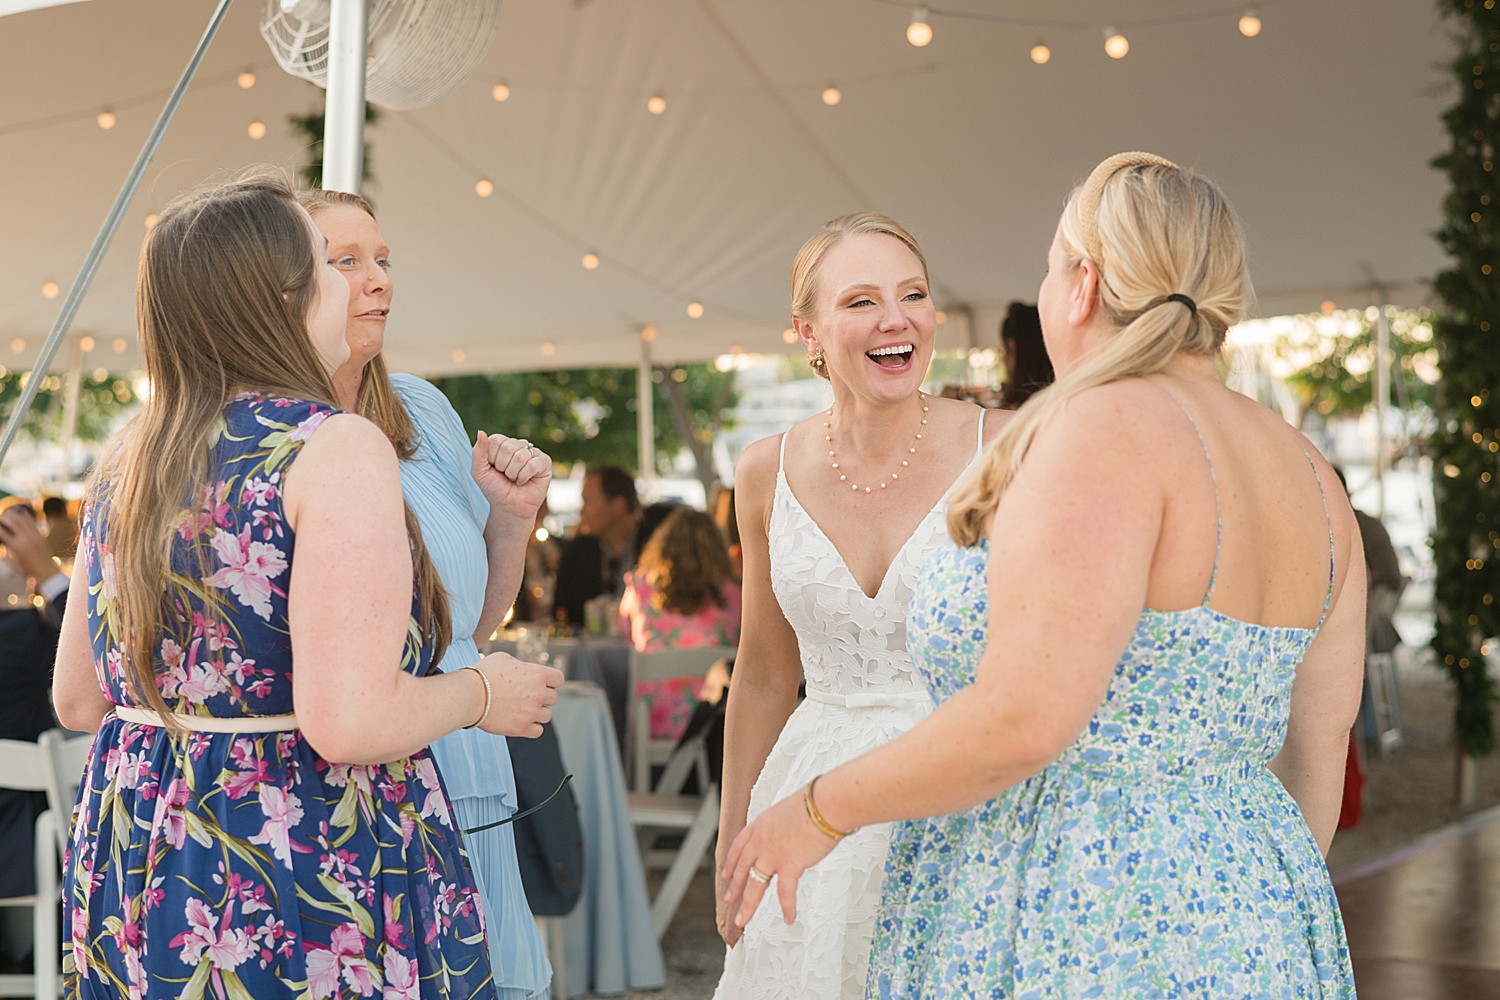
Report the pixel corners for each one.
[1164,293,1197,315]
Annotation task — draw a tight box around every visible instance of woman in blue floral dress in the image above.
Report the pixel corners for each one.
[52,175,554,1000]
[720,155,1365,998]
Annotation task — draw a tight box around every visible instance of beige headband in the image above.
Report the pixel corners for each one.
[1075,151,1179,267]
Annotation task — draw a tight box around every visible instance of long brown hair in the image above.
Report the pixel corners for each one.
[294,189,419,459]
[947,154,1251,546]
[93,172,448,726]
[636,507,733,615]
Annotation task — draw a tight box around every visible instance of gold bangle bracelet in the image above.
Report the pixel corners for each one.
[804,774,856,841]
[462,665,492,729]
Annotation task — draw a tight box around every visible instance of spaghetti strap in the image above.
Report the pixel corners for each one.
[974,408,986,457]
[1153,385,1223,605]
[777,429,788,471]
[1302,449,1337,627]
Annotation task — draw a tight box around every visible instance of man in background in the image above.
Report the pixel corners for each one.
[552,465,641,626]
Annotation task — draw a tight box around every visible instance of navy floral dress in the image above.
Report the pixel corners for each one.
[62,395,495,1000]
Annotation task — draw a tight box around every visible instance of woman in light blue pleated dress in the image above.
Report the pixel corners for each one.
[304,190,559,1000]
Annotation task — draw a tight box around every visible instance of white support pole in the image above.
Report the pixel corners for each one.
[1374,306,1390,520]
[638,331,655,489]
[323,0,368,194]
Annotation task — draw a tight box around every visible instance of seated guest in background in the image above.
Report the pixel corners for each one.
[712,486,744,582]
[553,464,641,625]
[633,500,680,564]
[1334,467,1404,653]
[1000,300,1055,409]
[621,506,741,744]
[0,503,69,969]
[41,496,77,563]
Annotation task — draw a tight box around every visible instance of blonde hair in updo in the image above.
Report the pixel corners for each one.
[790,212,928,381]
[947,153,1252,546]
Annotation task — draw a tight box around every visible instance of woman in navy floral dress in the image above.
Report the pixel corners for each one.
[52,175,553,1000]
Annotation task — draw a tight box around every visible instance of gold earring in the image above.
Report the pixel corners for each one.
[810,348,825,369]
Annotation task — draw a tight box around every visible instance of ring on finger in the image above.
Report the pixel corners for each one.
[747,865,771,885]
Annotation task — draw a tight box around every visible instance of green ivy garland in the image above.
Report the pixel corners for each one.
[1432,0,1500,757]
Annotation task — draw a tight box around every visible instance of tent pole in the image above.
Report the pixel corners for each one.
[323,0,369,194]
[638,331,655,490]
[0,0,235,472]
[1374,305,1390,520]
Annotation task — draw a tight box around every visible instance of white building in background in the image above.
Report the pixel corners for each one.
[712,355,833,485]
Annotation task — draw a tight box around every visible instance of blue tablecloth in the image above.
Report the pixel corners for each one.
[549,638,631,752]
[551,684,665,997]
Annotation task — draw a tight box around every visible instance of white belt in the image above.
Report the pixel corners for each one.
[802,688,931,709]
[113,705,299,733]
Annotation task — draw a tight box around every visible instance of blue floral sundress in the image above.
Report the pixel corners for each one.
[63,395,495,1000]
[868,396,1357,999]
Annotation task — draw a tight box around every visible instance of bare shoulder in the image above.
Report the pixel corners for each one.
[284,413,399,510]
[980,406,1013,443]
[296,412,397,465]
[1034,379,1173,454]
[734,433,786,530]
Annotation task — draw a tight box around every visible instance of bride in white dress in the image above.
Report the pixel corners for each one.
[714,213,1006,999]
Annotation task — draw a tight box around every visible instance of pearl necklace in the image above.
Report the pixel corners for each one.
[825,393,928,494]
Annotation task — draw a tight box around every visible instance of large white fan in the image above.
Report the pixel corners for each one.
[260,0,502,112]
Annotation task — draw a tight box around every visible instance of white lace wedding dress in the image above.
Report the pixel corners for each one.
[714,412,985,1000]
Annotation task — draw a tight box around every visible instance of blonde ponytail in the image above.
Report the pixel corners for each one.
[948,153,1251,546]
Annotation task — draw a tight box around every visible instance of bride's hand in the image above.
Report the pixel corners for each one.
[715,838,745,947]
[720,788,838,930]
[470,431,552,522]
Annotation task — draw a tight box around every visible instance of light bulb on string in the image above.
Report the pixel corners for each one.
[112,338,127,353]
[906,6,932,47]
[248,121,266,139]
[492,82,511,101]
[822,85,842,106]
[582,252,600,270]
[782,328,798,344]
[687,301,704,319]
[79,336,95,352]
[452,349,467,363]
[647,94,666,115]
[1031,42,1050,64]
[42,281,59,300]
[97,111,116,130]
[1104,29,1129,59]
[237,70,256,89]
[475,179,494,197]
[1239,8,1261,36]
[541,342,556,356]
[144,214,157,229]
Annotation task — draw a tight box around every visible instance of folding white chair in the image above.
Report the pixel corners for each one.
[0,739,61,1000]
[38,731,92,858]
[628,646,733,792]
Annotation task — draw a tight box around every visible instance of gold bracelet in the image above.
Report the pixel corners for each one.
[804,774,856,841]
[461,665,492,729]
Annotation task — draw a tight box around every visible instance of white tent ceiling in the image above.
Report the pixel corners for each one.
[0,0,1455,377]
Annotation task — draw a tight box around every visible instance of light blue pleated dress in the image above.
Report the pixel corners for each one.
[392,373,553,1000]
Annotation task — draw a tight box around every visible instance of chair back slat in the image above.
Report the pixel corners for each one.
[39,729,94,856]
[0,739,50,792]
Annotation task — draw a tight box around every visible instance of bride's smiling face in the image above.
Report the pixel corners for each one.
[795,233,935,407]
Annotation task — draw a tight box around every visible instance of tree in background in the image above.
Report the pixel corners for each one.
[432,363,738,486]
[0,369,137,444]
[1432,0,1500,778]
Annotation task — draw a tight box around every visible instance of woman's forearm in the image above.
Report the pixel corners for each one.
[475,510,531,642]
[299,665,485,766]
[718,660,800,850]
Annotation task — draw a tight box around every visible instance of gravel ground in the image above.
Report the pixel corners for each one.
[591,607,1490,997]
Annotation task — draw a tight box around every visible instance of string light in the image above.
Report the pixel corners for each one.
[492,82,511,101]
[822,85,842,106]
[248,121,266,139]
[1104,29,1129,59]
[112,338,127,353]
[687,301,704,319]
[92,367,107,381]
[475,179,494,197]
[452,348,467,362]
[97,111,116,130]
[782,328,798,344]
[647,94,666,115]
[582,252,600,270]
[541,342,556,356]
[42,281,59,300]
[935,310,947,324]
[1320,300,1336,314]
[1031,43,1051,64]
[10,340,24,354]
[1238,7,1262,36]
[642,326,658,342]
[237,70,256,89]
[906,6,932,47]
[79,336,95,352]
[145,214,157,229]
